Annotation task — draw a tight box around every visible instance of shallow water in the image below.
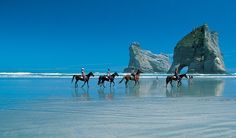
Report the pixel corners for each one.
[0,78,236,137]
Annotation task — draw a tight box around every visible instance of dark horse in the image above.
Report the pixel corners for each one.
[119,69,142,88]
[97,72,119,88]
[166,74,188,87]
[71,72,94,88]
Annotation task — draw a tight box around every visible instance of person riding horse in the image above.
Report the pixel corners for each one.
[119,69,143,87]
[98,72,119,88]
[166,68,188,87]
[174,68,179,80]
[81,68,87,81]
[106,68,111,81]
[72,71,94,88]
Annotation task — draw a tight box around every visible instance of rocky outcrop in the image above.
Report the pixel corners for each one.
[168,24,226,74]
[124,42,170,73]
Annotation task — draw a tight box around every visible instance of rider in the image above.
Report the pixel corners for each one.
[131,67,136,79]
[174,67,179,80]
[107,68,111,81]
[81,68,86,81]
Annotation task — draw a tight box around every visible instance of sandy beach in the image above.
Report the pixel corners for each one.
[0,77,236,137]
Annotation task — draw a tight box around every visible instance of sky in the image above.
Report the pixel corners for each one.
[0,0,236,73]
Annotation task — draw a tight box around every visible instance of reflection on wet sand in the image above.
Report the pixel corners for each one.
[125,78,225,98]
[71,78,225,99]
[97,88,115,100]
[166,79,225,97]
[72,87,90,100]
[125,79,166,97]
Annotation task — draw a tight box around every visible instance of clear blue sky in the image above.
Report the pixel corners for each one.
[0,0,236,72]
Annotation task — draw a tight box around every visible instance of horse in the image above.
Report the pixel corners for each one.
[166,74,188,87]
[97,72,119,88]
[119,69,143,88]
[71,72,94,88]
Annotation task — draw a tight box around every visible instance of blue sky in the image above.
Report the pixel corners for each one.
[0,0,236,72]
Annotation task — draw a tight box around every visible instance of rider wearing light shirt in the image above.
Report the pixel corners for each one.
[81,68,86,81]
[107,68,111,81]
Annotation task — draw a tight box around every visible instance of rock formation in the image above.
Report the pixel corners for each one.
[124,42,170,73]
[168,24,226,74]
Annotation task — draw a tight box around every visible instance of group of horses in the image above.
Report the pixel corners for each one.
[71,70,190,88]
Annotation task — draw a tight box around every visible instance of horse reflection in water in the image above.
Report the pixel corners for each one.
[97,88,115,100]
[125,79,166,97]
[72,87,90,101]
[166,78,225,97]
[123,77,224,98]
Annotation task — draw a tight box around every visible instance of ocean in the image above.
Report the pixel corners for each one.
[0,73,236,137]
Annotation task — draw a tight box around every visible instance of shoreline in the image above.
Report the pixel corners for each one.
[0,72,236,79]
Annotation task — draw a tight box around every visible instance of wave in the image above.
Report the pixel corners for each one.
[0,72,236,79]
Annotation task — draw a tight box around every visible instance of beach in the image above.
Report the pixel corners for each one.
[0,77,236,137]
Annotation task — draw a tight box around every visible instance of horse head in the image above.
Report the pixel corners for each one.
[113,72,119,76]
[88,72,94,77]
[183,74,188,79]
[136,69,143,74]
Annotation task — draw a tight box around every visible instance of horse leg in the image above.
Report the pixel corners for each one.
[87,81,89,88]
[113,81,115,87]
[178,80,182,87]
[125,80,128,88]
[81,81,86,88]
[102,80,105,88]
[170,80,173,87]
[177,81,180,87]
[134,81,137,87]
[75,80,78,88]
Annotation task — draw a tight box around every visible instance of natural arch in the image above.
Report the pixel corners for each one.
[168,24,226,74]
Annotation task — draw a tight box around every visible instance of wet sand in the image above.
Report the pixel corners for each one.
[0,78,236,137]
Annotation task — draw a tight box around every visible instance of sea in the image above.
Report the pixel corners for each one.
[0,72,236,138]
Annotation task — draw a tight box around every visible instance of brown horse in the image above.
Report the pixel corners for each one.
[166,74,188,87]
[71,72,94,88]
[97,72,119,88]
[119,69,143,88]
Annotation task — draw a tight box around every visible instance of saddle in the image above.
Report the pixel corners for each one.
[81,76,87,80]
[172,75,179,79]
[131,75,136,80]
[105,76,111,81]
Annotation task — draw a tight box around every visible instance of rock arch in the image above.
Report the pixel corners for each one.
[168,24,226,74]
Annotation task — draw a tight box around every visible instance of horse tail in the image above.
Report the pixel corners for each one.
[119,77,125,84]
[97,76,101,85]
[71,75,75,83]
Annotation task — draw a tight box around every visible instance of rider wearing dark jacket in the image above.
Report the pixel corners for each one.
[131,68,136,79]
